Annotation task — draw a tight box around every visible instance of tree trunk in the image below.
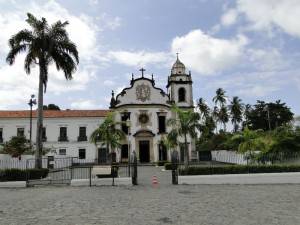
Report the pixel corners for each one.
[184,134,189,169]
[35,64,44,169]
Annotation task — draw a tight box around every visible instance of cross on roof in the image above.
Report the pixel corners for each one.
[139,67,146,77]
[176,52,179,59]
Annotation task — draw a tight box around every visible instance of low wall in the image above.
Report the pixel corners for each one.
[179,172,300,185]
[71,177,132,186]
[0,181,27,188]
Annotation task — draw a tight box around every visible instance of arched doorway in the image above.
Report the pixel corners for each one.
[133,130,155,163]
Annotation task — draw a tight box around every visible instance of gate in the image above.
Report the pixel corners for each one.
[26,157,74,186]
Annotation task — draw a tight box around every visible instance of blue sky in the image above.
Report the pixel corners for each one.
[0,0,300,115]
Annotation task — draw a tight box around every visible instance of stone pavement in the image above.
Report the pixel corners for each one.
[0,166,300,225]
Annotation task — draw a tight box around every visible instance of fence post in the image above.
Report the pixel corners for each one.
[132,151,138,185]
[171,150,179,185]
[70,158,73,180]
[89,166,92,187]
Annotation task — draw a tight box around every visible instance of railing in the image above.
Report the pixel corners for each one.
[77,136,87,142]
[58,136,68,142]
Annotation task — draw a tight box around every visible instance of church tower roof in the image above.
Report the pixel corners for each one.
[171,54,186,75]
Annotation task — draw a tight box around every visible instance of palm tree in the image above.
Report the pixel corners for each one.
[229,96,244,132]
[6,13,79,168]
[90,113,125,163]
[167,105,200,168]
[212,106,219,132]
[218,105,229,131]
[197,97,210,120]
[213,88,227,108]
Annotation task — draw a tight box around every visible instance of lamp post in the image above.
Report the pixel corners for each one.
[28,94,36,149]
[126,118,131,176]
[264,104,271,131]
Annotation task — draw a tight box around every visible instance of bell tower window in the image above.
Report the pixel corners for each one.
[178,88,186,102]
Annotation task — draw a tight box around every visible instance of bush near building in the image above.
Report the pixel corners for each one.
[179,164,300,175]
[0,168,49,181]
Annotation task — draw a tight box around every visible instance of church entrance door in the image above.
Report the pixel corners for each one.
[139,140,150,163]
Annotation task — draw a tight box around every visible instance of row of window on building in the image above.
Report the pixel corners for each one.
[120,113,167,134]
[0,126,87,143]
[58,148,86,159]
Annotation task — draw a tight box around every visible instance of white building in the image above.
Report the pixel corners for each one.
[0,57,197,163]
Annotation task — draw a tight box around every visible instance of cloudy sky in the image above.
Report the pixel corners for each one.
[0,0,300,114]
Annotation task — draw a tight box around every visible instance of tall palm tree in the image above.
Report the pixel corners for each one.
[218,105,229,131]
[229,96,244,132]
[6,13,79,168]
[90,113,125,162]
[197,97,210,120]
[213,88,227,108]
[167,105,200,168]
[212,106,219,132]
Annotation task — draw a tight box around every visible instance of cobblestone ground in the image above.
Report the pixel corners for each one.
[0,166,300,225]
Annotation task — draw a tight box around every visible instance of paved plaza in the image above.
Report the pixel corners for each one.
[0,167,300,225]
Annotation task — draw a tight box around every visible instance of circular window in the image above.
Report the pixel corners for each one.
[139,113,149,124]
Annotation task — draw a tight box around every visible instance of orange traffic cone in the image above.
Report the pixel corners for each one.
[152,175,159,187]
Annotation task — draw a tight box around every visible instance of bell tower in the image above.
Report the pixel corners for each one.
[167,55,193,108]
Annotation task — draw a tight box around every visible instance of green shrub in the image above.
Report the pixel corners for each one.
[0,168,49,181]
[164,163,172,170]
[179,164,300,175]
[156,161,170,166]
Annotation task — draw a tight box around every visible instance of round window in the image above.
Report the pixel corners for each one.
[139,113,149,124]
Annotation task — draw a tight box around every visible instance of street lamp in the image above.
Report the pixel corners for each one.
[28,94,36,148]
[264,104,271,131]
[126,117,131,176]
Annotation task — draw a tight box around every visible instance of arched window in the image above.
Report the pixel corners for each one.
[178,88,186,102]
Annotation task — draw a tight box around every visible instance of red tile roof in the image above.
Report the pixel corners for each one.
[0,110,109,118]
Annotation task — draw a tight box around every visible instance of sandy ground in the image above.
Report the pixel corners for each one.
[0,167,300,225]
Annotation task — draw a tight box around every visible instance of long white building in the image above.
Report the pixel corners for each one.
[0,57,197,163]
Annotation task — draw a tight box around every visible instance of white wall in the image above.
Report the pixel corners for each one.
[211,150,248,165]
[0,116,105,161]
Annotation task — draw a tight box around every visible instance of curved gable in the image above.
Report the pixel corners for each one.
[115,78,170,107]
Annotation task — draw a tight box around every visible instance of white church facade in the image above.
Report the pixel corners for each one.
[0,57,197,163]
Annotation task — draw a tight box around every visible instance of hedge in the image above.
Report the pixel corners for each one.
[156,161,170,166]
[165,163,172,170]
[0,168,49,181]
[179,164,300,175]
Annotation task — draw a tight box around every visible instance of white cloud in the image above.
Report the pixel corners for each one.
[108,51,170,67]
[221,8,238,26]
[103,80,115,87]
[224,0,300,38]
[171,29,248,75]
[70,99,100,109]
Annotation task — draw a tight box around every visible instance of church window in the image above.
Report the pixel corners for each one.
[139,113,149,124]
[158,116,166,133]
[178,88,186,102]
[121,112,130,134]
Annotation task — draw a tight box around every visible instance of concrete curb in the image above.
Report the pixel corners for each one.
[0,181,27,188]
[71,177,132,187]
[179,172,300,185]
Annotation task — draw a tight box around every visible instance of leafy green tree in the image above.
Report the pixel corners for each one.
[1,136,30,158]
[43,104,60,110]
[229,96,244,132]
[245,100,293,131]
[167,105,200,168]
[90,113,125,162]
[7,13,79,168]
